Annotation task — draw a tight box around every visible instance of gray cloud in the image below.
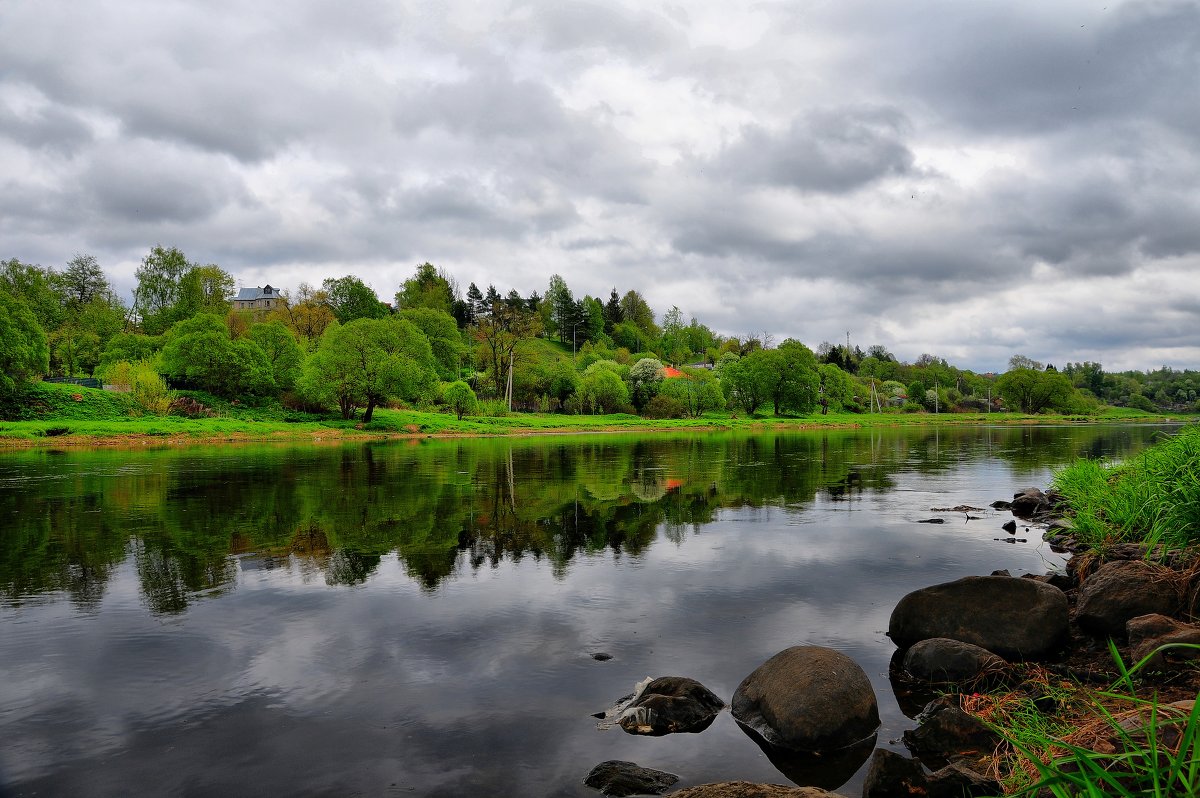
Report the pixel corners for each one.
[0,0,1197,370]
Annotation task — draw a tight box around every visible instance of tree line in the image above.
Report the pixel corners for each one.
[2,248,1196,420]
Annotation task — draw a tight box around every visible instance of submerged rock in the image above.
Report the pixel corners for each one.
[888,575,1068,660]
[862,749,927,798]
[903,697,999,760]
[731,646,879,751]
[614,676,725,735]
[1075,561,1180,637]
[583,761,679,796]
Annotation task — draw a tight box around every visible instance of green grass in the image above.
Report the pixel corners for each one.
[1052,425,1200,549]
[0,379,1188,446]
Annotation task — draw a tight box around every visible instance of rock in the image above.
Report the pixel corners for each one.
[669,783,845,798]
[617,676,725,735]
[1010,488,1048,518]
[902,638,1006,684]
[592,652,614,661]
[903,698,1000,760]
[990,569,1011,577]
[1075,561,1180,637]
[990,500,1012,510]
[1127,614,1200,669]
[918,518,946,524]
[583,761,679,796]
[731,646,879,751]
[888,576,1068,660]
[1001,520,1017,533]
[926,762,1001,798]
[862,749,928,798]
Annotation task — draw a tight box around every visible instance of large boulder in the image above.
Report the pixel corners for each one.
[731,646,879,751]
[1075,561,1180,637]
[902,638,1007,684]
[669,783,844,798]
[1127,614,1200,668]
[888,575,1068,659]
[583,760,678,796]
[1010,488,1049,518]
[617,676,725,735]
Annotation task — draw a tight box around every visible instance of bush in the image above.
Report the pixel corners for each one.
[441,380,478,420]
[105,360,173,416]
[642,394,687,419]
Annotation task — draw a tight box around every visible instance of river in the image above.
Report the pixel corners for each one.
[0,423,1179,796]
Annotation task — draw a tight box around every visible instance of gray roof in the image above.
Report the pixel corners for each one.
[234,285,277,301]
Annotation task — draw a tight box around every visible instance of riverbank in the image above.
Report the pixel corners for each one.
[0,397,1185,449]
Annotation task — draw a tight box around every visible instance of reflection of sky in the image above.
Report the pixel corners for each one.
[0,427,1170,796]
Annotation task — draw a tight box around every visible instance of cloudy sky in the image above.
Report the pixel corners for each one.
[2,0,1198,371]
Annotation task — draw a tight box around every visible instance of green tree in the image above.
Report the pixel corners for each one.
[96,333,164,380]
[181,264,234,317]
[0,289,50,399]
[472,301,543,400]
[248,321,304,391]
[133,246,194,334]
[658,367,724,417]
[818,363,853,414]
[577,363,631,414]
[57,254,109,309]
[322,275,388,324]
[441,381,478,420]
[629,357,665,411]
[996,368,1076,414]
[395,263,456,315]
[619,290,658,340]
[720,353,771,415]
[765,340,820,415]
[603,288,623,334]
[300,317,436,420]
[400,308,465,381]
[159,314,275,398]
[545,274,576,343]
[1,258,64,333]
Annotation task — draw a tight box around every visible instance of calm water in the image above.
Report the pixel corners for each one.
[0,424,1179,797]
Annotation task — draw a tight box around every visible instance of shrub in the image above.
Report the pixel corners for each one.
[441,381,478,420]
[105,360,173,416]
[642,394,687,419]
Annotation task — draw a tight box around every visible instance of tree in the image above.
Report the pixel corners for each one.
[96,333,164,379]
[181,264,234,317]
[629,357,665,411]
[465,282,485,323]
[322,275,387,323]
[658,367,724,417]
[471,301,543,401]
[659,306,686,363]
[818,363,854,414]
[545,274,575,343]
[133,246,194,334]
[248,321,304,391]
[1008,354,1044,372]
[577,362,631,414]
[619,290,658,339]
[158,314,275,398]
[603,288,623,334]
[720,353,771,415]
[441,381,478,420]
[268,283,335,348]
[300,317,436,421]
[400,308,466,381]
[395,262,457,315]
[58,254,109,309]
[1,258,64,333]
[765,340,820,415]
[0,289,50,399]
[996,368,1076,414]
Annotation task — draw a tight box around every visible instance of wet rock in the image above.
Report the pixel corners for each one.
[669,782,845,798]
[731,646,879,751]
[888,575,1068,660]
[990,500,1012,510]
[1127,614,1200,669]
[990,569,1011,577]
[1001,520,1017,533]
[862,749,928,798]
[902,638,1006,685]
[741,730,874,792]
[592,652,614,661]
[1075,561,1180,637]
[617,676,725,735]
[1010,488,1049,518]
[926,762,1001,798]
[903,698,1000,760]
[583,760,679,796]
[918,518,946,524]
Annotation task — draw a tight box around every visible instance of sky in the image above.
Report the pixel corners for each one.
[2,0,1198,372]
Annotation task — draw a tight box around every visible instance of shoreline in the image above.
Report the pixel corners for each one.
[0,412,1186,450]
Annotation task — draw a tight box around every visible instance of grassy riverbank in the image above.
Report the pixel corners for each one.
[971,426,1200,795]
[0,382,1185,447]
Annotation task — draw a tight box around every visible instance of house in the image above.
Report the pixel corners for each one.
[662,366,686,379]
[233,285,282,311]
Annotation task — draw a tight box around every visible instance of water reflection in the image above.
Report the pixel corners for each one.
[0,425,1175,614]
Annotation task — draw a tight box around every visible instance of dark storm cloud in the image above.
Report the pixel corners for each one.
[0,100,93,155]
[707,108,916,193]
